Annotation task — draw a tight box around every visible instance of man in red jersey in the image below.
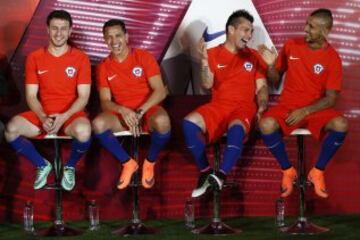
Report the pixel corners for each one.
[258,8,348,198]
[183,10,268,198]
[5,10,92,191]
[93,19,171,190]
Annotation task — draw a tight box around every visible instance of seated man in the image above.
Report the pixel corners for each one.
[183,10,268,198]
[93,19,171,190]
[5,10,92,191]
[258,8,348,198]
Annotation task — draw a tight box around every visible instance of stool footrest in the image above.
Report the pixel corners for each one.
[129,181,141,187]
[223,181,238,188]
[43,183,62,190]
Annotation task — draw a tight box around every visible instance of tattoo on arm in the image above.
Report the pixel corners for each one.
[201,65,210,80]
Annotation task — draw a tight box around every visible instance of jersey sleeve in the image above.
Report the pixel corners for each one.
[275,40,290,73]
[207,48,216,73]
[253,50,266,80]
[25,53,38,84]
[325,53,342,91]
[77,54,91,85]
[96,62,110,90]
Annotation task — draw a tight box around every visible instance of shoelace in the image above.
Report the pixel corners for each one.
[36,166,46,179]
[65,169,74,182]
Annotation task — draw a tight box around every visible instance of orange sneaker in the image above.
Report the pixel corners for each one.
[308,167,328,198]
[142,159,155,189]
[117,159,138,190]
[280,167,297,198]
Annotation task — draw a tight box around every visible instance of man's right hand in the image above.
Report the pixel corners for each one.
[198,38,208,63]
[41,117,54,133]
[258,44,277,67]
[119,106,139,135]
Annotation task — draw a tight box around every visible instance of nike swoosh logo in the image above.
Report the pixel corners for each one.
[38,70,48,75]
[217,64,227,69]
[144,178,155,187]
[203,27,225,42]
[107,74,117,81]
[289,56,300,60]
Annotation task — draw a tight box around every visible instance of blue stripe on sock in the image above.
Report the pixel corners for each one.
[65,137,92,168]
[220,125,245,174]
[147,130,171,162]
[95,130,130,163]
[315,130,347,170]
[9,136,46,167]
[183,119,209,171]
[262,131,292,170]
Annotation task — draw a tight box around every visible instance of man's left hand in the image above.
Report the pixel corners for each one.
[47,113,70,134]
[286,108,309,125]
[256,105,267,122]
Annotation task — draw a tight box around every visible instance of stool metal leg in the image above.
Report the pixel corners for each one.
[192,141,241,235]
[283,135,329,234]
[113,135,157,235]
[37,139,84,237]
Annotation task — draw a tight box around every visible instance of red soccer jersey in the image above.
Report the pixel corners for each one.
[208,44,265,108]
[276,38,342,107]
[25,47,91,114]
[96,48,161,109]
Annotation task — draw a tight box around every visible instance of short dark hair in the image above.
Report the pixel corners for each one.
[46,10,72,27]
[310,8,333,30]
[102,19,127,35]
[225,9,254,33]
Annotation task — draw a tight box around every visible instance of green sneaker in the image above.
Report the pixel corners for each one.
[61,166,75,191]
[34,160,52,190]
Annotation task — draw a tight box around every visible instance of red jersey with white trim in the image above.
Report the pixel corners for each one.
[276,38,342,107]
[208,44,265,108]
[96,48,160,109]
[25,47,91,114]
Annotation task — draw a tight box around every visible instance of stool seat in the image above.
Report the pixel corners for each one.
[290,129,311,136]
[43,131,146,139]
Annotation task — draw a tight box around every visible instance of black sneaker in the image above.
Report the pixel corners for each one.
[191,170,212,198]
[208,171,226,191]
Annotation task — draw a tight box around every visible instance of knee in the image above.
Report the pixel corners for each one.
[92,116,108,134]
[330,116,348,132]
[259,117,279,134]
[184,113,203,129]
[5,117,21,141]
[73,122,91,142]
[152,113,171,133]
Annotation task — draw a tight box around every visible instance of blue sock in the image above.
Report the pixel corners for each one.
[220,125,245,175]
[95,130,130,163]
[183,119,209,171]
[65,138,92,168]
[147,130,171,162]
[9,136,46,167]
[315,130,347,170]
[262,131,292,170]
